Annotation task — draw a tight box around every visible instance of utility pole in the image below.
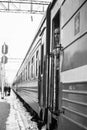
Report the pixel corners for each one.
[1,43,8,99]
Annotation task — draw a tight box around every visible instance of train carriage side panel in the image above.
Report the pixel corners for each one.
[61,0,86,28]
[61,0,87,48]
[38,16,50,122]
[59,0,87,130]
[13,25,42,115]
[37,4,51,124]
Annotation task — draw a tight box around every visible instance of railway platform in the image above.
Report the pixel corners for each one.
[0,90,39,130]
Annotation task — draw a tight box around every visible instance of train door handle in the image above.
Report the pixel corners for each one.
[59,109,65,114]
[52,109,65,116]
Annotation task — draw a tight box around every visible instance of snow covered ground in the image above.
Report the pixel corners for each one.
[4,90,39,130]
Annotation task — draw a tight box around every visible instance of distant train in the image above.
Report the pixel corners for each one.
[12,0,87,130]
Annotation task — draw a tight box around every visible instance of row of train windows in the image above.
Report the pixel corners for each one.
[18,50,39,82]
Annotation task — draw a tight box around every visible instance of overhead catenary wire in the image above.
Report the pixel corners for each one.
[0,0,51,14]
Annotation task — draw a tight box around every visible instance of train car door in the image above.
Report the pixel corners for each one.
[40,43,44,107]
[38,42,44,120]
[52,23,60,113]
[49,10,64,130]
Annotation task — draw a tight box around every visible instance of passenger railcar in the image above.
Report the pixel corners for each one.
[13,0,87,130]
[12,5,51,123]
[47,0,87,130]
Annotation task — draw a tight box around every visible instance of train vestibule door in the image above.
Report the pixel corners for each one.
[48,11,64,129]
[38,43,44,120]
[53,48,59,112]
[49,35,64,130]
[51,41,62,114]
[50,11,61,114]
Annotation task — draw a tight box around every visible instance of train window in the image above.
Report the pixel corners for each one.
[36,50,39,77]
[31,56,35,78]
[23,70,24,81]
[28,61,30,79]
[21,73,22,82]
[26,66,27,80]
[23,69,24,81]
[24,68,26,81]
[22,70,24,81]
[41,44,44,74]
[52,10,60,49]
[54,28,60,48]
[74,12,80,35]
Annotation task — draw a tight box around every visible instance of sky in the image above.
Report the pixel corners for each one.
[0,12,43,84]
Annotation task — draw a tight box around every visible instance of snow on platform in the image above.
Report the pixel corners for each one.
[3,90,38,130]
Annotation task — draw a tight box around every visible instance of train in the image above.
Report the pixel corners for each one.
[12,0,87,130]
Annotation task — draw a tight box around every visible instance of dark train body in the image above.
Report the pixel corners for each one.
[12,0,87,129]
